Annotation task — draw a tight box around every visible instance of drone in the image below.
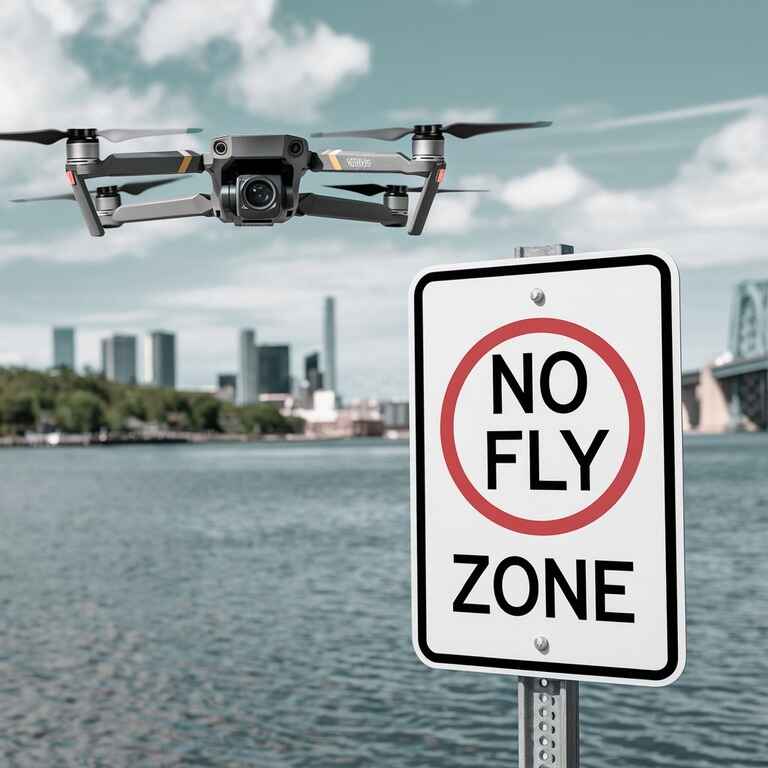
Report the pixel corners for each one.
[2,121,551,237]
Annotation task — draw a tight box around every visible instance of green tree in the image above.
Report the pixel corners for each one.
[0,392,37,433]
[55,390,106,433]
[191,397,222,431]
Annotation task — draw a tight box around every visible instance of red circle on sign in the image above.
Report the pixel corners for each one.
[440,318,645,535]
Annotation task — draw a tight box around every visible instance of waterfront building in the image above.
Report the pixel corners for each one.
[102,334,137,384]
[216,373,237,403]
[52,326,75,370]
[380,400,409,430]
[238,329,259,405]
[144,330,176,389]
[323,296,337,394]
[258,344,291,395]
[304,351,323,393]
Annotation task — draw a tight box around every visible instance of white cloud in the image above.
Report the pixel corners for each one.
[498,158,595,211]
[138,0,369,120]
[495,107,768,265]
[590,96,767,131]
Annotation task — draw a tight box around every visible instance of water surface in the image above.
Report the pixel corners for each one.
[0,435,765,766]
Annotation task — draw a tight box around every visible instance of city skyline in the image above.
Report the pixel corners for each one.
[0,3,765,399]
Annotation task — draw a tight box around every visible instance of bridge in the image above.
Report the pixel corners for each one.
[682,280,768,432]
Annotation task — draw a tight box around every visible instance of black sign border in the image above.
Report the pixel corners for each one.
[413,254,680,681]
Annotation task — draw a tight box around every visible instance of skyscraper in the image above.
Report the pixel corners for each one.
[52,327,75,370]
[238,329,259,405]
[102,334,137,384]
[323,296,337,393]
[258,344,291,395]
[304,351,323,393]
[144,331,176,389]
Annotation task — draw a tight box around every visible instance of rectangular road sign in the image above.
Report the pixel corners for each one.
[409,250,685,686]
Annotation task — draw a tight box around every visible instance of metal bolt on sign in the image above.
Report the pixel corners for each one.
[517,244,579,768]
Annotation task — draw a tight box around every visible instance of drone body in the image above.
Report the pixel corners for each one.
[4,121,551,237]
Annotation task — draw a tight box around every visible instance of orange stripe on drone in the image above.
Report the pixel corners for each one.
[177,151,192,173]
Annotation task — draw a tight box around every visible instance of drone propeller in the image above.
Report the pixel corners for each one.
[312,121,551,142]
[0,128,202,145]
[325,183,488,197]
[11,177,183,203]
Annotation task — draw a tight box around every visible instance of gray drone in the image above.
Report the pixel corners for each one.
[3,121,551,237]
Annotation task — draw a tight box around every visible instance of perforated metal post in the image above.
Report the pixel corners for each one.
[518,677,579,767]
[515,243,580,768]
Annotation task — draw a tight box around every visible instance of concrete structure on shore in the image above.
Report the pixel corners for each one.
[683,280,768,432]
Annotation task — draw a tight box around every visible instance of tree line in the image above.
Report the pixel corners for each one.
[0,367,303,436]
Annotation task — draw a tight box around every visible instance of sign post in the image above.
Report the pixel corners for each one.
[516,245,579,768]
[409,245,685,766]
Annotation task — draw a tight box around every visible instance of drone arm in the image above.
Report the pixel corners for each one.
[310,150,434,176]
[112,194,214,224]
[297,193,405,226]
[408,165,443,236]
[66,171,104,237]
[87,151,204,178]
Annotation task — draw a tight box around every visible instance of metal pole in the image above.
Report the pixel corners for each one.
[518,677,579,767]
[514,243,579,768]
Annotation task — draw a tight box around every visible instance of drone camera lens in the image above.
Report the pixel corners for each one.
[242,178,277,210]
[288,140,303,156]
[213,140,228,155]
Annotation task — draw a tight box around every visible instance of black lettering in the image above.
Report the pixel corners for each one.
[595,560,635,623]
[493,556,539,616]
[492,353,533,414]
[545,558,587,619]
[529,430,567,490]
[561,429,609,490]
[487,430,522,490]
[452,554,491,614]
[540,351,587,413]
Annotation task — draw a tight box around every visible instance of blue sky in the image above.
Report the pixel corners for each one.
[0,1,767,397]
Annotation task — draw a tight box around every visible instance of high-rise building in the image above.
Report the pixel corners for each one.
[304,351,323,393]
[216,373,237,403]
[52,327,75,370]
[258,344,291,395]
[323,296,337,393]
[144,331,176,389]
[238,329,259,405]
[102,334,137,384]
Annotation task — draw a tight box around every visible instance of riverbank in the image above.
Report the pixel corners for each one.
[0,429,408,447]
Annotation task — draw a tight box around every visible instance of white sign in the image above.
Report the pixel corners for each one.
[409,250,685,686]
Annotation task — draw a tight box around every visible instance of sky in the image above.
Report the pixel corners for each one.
[0,0,767,398]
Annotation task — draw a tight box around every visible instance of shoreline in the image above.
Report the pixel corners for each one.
[0,431,408,448]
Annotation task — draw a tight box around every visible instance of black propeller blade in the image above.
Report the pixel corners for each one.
[0,128,202,145]
[312,121,551,142]
[11,177,182,203]
[325,183,488,197]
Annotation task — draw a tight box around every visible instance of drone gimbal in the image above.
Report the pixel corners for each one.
[3,121,551,237]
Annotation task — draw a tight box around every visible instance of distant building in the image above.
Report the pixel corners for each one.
[52,327,75,370]
[304,351,323,393]
[258,344,291,395]
[102,334,137,384]
[380,400,409,430]
[144,330,176,389]
[216,373,237,403]
[238,329,259,405]
[323,296,337,394]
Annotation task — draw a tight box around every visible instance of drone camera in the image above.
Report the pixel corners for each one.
[211,135,309,225]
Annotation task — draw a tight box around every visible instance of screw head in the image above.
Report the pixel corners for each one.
[534,636,550,654]
[530,288,546,306]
